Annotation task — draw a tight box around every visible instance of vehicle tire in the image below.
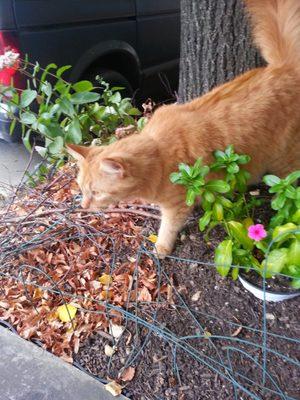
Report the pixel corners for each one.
[84,68,133,98]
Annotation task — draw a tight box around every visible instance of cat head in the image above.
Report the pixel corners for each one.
[67,142,151,210]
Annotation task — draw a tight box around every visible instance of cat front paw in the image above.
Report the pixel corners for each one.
[155,243,172,259]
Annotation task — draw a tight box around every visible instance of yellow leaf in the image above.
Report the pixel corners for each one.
[105,381,122,397]
[204,330,212,339]
[99,273,113,285]
[148,234,158,243]
[57,304,77,322]
[243,217,254,229]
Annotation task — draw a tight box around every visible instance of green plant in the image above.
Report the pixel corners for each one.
[170,146,259,233]
[0,55,145,166]
[170,147,300,287]
[263,171,300,227]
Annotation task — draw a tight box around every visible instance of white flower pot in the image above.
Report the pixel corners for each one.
[238,275,300,302]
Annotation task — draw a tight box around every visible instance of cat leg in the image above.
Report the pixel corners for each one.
[155,205,191,259]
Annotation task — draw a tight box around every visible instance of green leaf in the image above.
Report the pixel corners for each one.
[284,170,300,185]
[38,122,63,138]
[205,180,230,193]
[215,240,233,277]
[199,211,212,232]
[48,136,64,155]
[109,92,122,104]
[186,189,196,206]
[228,221,254,250]
[213,150,226,161]
[231,267,239,280]
[56,65,72,78]
[219,197,233,208]
[41,81,52,97]
[194,158,203,170]
[285,186,297,199]
[291,278,300,289]
[65,118,82,144]
[58,97,75,117]
[35,146,47,158]
[22,130,32,152]
[72,80,94,93]
[201,198,212,212]
[288,239,300,266]
[255,240,268,253]
[212,202,224,221]
[291,209,300,224]
[199,165,210,178]
[227,163,239,174]
[20,112,37,125]
[269,183,284,194]
[170,172,183,184]
[263,175,281,187]
[20,89,37,108]
[261,248,288,277]
[71,92,100,104]
[238,155,251,165]
[40,63,57,85]
[55,80,71,95]
[128,107,141,116]
[179,163,192,177]
[9,119,17,136]
[203,191,215,203]
[225,145,234,157]
[271,193,286,210]
[137,117,148,131]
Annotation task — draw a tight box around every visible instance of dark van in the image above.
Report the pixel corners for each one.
[0,0,180,141]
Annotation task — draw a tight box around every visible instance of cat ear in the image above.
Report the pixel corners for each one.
[100,158,125,177]
[66,144,90,162]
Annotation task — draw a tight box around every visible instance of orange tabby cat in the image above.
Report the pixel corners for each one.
[68,0,300,258]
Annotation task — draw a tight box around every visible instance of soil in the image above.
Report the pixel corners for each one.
[75,196,300,400]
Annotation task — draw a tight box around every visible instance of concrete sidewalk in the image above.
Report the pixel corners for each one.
[0,140,41,196]
[0,327,128,400]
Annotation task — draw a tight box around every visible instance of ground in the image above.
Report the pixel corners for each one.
[0,140,41,197]
[0,158,299,400]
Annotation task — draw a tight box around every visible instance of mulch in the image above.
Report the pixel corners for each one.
[0,165,299,400]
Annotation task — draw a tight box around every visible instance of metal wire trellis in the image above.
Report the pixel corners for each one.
[0,160,299,400]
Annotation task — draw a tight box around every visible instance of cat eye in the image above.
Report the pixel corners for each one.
[92,190,98,196]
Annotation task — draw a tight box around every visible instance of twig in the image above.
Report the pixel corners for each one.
[1,207,161,225]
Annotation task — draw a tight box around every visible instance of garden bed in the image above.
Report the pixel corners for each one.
[0,165,299,400]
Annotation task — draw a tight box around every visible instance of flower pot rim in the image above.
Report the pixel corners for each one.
[238,275,300,302]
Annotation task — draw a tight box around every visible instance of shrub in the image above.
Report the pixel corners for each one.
[170,146,300,287]
[0,51,146,172]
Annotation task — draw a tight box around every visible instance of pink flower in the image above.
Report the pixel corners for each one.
[247,224,267,241]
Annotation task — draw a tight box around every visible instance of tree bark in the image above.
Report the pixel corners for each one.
[179,0,264,103]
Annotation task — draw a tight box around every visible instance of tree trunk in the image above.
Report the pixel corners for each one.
[178,0,264,103]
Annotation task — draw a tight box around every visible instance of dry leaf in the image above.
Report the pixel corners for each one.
[99,273,113,285]
[231,326,243,337]
[148,234,158,243]
[191,291,201,302]
[104,344,115,357]
[57,304,77,323]
[105,381,122,397]
[138,287,152,302]
[120,366,135,382]
[100,290,113,300]
[109,323,125,339]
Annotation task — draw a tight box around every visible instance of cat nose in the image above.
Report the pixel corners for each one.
[81,197,91,209]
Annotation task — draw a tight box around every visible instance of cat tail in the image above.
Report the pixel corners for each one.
[246,0,300,68]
